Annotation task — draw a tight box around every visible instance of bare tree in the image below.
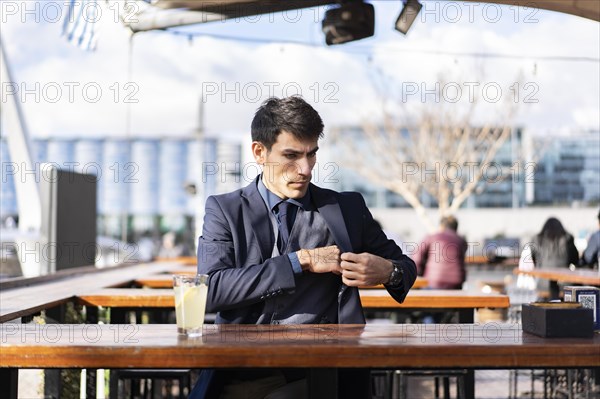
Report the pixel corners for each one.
[331,73,520,232]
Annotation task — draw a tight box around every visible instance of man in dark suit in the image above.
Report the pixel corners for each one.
[195,96,416,399]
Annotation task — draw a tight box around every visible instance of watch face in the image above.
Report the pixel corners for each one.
[389,264,402,285]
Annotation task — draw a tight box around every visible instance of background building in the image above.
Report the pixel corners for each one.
[323,127,599,209]
[532,131,600,205]
[0,136,244,253]
[326,126,528,209]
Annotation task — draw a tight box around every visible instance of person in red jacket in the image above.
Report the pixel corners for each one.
[414,216,468,290]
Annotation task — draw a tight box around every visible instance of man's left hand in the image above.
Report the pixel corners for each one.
[340,252,393,287]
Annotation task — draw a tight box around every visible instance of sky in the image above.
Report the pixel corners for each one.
[1,0,599,140]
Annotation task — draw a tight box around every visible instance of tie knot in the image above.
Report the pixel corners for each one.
[276,201,293,216]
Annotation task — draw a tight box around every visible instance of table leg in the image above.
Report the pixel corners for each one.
[464,370,475,399]
[111,308,127,324]
[308,368,337,399]
[1,369,18,399]
[86,369,97,399]
[84,306,98,398]
[86,306,99,324]
[549,281,560,300]
[44,369,61,398]
[457,309,474,323]
[109,370,119,399]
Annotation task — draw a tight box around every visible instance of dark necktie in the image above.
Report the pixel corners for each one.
[276,201,296,252]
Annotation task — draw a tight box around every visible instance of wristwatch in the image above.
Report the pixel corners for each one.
[385,261,404,287]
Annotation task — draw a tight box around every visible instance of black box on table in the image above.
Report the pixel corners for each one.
[521,303,594,338]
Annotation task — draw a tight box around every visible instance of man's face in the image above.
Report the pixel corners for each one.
[252,131,319,199]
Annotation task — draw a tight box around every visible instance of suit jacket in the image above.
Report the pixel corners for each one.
[581,230,600,267]
[197,177,417,324]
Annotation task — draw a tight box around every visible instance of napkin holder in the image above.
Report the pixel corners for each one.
[521,303,594,338]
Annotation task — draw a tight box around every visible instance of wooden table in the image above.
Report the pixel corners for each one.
[360,289,509,309]
[515,267,600,298]
[76,288,508,324]
[2,323,598,399]
[360,289,509,323]
[515,267,600,285]
[74,287,509,397]
[466,256,519,268]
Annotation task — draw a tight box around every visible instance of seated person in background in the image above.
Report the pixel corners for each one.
[414,216,468,290]
[580,210,600,268]
[525,217,579,298]
[530,217,579,269]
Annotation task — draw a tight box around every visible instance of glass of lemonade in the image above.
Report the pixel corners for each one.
[173,274,209,337]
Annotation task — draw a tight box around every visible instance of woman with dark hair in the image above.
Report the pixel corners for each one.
[517,217,580,299]
[530,217,579,269]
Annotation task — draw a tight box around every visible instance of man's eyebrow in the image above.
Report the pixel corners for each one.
[281,146,319,154]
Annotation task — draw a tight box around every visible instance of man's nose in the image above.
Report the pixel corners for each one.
[296,157,312,176]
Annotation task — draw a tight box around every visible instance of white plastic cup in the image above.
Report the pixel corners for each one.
[173,274,209,337]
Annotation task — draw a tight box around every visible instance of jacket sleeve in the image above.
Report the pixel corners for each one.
[581,231,600,267]
[197,195,296,313]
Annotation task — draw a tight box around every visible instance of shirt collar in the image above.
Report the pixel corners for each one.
[257,175,311,212]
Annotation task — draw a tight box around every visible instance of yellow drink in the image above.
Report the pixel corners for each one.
[173,274,208,336]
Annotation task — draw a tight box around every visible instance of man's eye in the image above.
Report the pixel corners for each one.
[285,154,296,160]
[307,152,317,158]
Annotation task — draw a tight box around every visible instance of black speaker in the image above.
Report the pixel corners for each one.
[40,165,97,272]
[322,2,375,45]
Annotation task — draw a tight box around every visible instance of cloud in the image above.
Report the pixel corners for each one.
[1,1,598,139]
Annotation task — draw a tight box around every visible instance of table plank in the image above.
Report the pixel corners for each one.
[155,256,197,266]
[75,288,509,310]
[466,256,518,267]
[0,262,184,322]
[1,324,598,369]
[515,267,600,286]
[360,289,509,309]
[77,288,174,307]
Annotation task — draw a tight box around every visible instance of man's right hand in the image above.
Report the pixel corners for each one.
[296,245,343,274]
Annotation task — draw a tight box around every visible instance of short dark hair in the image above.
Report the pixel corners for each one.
[440,215,459,231]
[251,96,324,150]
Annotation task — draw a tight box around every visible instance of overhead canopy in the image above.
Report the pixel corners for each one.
[148,0,599,22]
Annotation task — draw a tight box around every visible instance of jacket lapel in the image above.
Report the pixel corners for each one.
[311,184,353,253]
[241,178,274,262]
[311,185,365,323]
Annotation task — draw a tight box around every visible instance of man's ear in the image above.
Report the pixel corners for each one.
[251,141,266,164]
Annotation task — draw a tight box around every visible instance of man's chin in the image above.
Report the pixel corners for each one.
[287,184,308,198]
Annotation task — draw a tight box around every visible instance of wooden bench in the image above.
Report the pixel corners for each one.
[76,288,509,323]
